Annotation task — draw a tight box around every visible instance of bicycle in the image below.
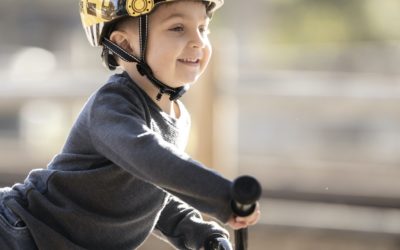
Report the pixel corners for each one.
[205,176,262,250]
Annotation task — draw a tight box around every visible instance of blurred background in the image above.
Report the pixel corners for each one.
[1,0,400,249]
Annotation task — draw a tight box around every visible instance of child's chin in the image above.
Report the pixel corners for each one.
[165,75,200,88]
[174,78,197,87]
[182,76,201,85]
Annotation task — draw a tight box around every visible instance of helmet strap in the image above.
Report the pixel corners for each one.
[101,15,189,101]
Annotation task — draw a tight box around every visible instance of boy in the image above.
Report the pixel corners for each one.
[0,0,260,249]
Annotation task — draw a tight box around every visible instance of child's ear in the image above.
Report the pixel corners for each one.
[109,31,134,53]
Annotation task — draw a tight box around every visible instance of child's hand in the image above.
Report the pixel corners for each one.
[227,202,261,230]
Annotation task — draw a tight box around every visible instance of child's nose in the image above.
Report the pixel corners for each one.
[189,31,206,48]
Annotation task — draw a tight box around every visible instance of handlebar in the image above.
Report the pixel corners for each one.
[204,236,233,250]
[231,176,262,217]
[204,176,262,250]
[231,176,262,250]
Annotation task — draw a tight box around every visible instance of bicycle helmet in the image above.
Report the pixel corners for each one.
[79,0,224,101]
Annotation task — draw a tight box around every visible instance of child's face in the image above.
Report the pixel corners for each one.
[129,1,212,87]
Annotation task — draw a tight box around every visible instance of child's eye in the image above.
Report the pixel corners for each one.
[169,26,184,32]
[199,26,210,35]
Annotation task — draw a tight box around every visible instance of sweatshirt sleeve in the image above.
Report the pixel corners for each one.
[88,83,233,223]
[154,195,229,250]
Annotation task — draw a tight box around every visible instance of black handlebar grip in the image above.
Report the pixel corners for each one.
[231,176,262,217]
[204,236,233,250]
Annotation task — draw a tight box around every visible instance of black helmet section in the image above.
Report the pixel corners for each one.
[101,15,189,101]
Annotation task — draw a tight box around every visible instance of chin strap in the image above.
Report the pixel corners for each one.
[102,15,189,101]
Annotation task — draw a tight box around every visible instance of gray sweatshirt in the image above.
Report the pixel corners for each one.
[5,72,232,250]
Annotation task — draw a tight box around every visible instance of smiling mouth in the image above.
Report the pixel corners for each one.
[178,58,200,64]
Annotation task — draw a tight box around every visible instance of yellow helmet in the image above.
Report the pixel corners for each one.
[79,0,224,46]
